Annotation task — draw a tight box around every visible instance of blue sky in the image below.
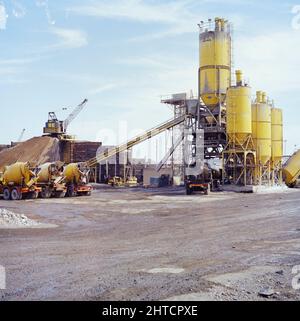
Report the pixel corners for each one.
[0,0,300,159]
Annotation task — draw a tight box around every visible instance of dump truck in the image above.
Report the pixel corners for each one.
[283,150,300,188]
[35,162,66,198]
[63,163,92,197]
[0,162,41,200]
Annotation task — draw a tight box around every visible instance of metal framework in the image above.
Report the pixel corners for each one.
[222,134,256,186]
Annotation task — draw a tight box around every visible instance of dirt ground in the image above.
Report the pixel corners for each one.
[1,186,300,301]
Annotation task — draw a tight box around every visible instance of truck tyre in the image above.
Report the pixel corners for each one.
[29,191,39,199]
[66,185,76,197]
[3,188,10,200]
[11,188,21,200]
[186,186,192,195]
[55,191,66,198]
[41,187,51,198]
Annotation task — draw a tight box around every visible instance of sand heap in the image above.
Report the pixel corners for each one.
[0,136,61,171]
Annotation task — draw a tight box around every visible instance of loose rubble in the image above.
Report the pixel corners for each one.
[0,208,40,228]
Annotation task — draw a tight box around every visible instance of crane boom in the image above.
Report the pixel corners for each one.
[86,115,186,167]
[17,128,26,142]
[63,98,88,132]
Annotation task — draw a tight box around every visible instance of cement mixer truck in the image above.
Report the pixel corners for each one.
[35,162,66,198]
[283,150,300,188]
[63,163,92,197]
[0,162,41,200]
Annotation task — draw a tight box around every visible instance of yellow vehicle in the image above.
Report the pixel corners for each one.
[283,150,300,187]
[35,162,66,198]
[108,176,124,187]
[63,163,92,197]
[0,162,41,200]
[125,176,138,187]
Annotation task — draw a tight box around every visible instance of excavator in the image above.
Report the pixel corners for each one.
[43,99,88,139]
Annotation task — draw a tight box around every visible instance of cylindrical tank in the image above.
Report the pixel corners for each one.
[3,162,35,186]
[252,91,272,165]
[283,150,300,187]
[63,163,82,184]
[271,108,283,166]
[37,162,64,183]
[226,70,252,145]
[199,17,231,109]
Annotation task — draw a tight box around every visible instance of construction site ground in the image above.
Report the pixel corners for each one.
[1,186,300,301]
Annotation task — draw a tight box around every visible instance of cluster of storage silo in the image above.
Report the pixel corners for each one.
[223,70,283,186]
[198,17,284,187]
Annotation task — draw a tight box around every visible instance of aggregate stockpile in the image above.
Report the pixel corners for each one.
[63,163,92,197]
[36,162,66,198]
[0,162,41,200]
[0,136,60,171]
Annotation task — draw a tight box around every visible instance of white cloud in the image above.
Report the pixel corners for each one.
[235,30,300,94]
[69,0,187,24]
[12,0,26,18]
[50,28,88,49]
[69,0,206,39]
[0,3,8,30]
[0,57,35,81]
[36,0,55,25]
[89,83,117,95]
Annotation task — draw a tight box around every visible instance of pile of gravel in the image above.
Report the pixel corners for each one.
[0,208,39,228]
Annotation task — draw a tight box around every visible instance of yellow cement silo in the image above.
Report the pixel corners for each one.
[199,17,231,109]
[226,70,252,146]
[283,150,300,187]
[271,108,283,166]
[252,91,272,165]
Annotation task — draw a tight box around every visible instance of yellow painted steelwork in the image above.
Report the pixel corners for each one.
[3,162,36,186]
[283,149,300,187]
[199,17,231,108]
[252,92,272,165]
[271,108,283,166]
[226,70,252,145]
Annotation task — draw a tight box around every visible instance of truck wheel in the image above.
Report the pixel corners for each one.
[11,188,22,200]
[55,191,66,198]
[186,186,192,195]
[29,191,39,199]
[3,188,10,200]
[66,185,76,197]
[41,187,51,198]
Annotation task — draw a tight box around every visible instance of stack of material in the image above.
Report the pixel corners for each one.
[0,208,39,228]
[0,136,60,171]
